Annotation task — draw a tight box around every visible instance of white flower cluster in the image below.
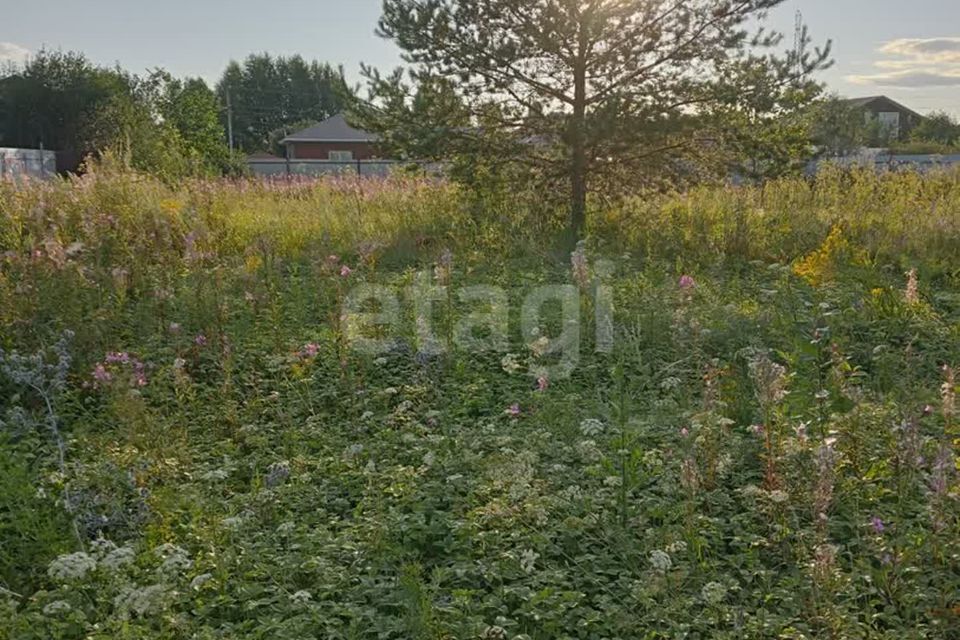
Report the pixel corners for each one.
[155,543,192,575]
[500,353,522,374]
[48,552,96,582]
[113,583,171,618]
[649,549,672,573]
[90,537,137,572]
[701,581,728,605]
[519,549,539,574]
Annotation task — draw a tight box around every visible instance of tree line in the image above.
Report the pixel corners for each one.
[0,51,351,178]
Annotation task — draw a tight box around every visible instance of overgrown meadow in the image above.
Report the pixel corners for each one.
[1,165,959,639]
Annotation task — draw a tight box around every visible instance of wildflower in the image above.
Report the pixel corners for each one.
[435,248,453,285]
[339,264,353,277]
[767,489,789,503]
[570,241,590,289]
[92,363,112,385]
[870,516,885,534]
[666,541,687,554]
[42,600,72,616]
[649,549,672,573]
[679,274,696,290]
[942,365,955,423]
[501,353,522,374]
[749,424,764,436]
[264,461,291,488]
[48,552,97,581]
[168,322,181,334]
[529,335,550,357]
[701,581,727,605]
[537,376,549,392]
[290,590,313,605]
[105,351,130,364]
[520,548,539,574]
[811,543,838,582]
[300,342,320,358]
[101,546,136,572]
[194,333,207,347]
[749,352,788,408]
[155,544,191,575]
[904,268,919,304]
[506,403,521,417]
[680,427,690,438]
[113,584,170,618]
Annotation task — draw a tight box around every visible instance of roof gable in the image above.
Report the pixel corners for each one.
[842,96,924,120]
[281,114,377,143]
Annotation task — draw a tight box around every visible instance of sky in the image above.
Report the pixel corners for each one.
[2,0,959,116]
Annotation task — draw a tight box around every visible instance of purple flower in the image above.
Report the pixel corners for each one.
[679,275,696,290]
[301,342,320,358]
[92,364,112,385]
[506,403,521,417]
[195,334,207,347]
[870,516,885,534]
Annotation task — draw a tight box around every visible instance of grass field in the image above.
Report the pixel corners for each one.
[1,165,959,639]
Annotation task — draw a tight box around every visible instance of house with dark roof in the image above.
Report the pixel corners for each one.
[280,113,380,161]
[842,96,924,141]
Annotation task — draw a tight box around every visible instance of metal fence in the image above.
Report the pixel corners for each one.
[0,148,58,180]
[247,159,407,178]
[807,152,960,175]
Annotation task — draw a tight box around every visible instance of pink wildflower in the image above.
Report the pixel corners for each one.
[301,342,320,358]
[679,275,696,290]
[195,334,207,347]
[537,376,549,392]
[92,364,112,385]
[340,265,353,277]
[680,427,690,438]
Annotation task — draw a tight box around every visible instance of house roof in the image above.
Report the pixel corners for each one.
[281,113,378,144]
[842,96,924,120]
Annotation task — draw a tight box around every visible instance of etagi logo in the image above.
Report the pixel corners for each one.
[340,262,614,380]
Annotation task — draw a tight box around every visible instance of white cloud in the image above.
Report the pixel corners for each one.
[0,42,31,66]
[880,38,960,64]
[848,69,960,88]
[847,36,960,89]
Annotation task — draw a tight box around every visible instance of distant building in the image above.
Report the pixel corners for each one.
[280,113,379,161]
[0,148,57,180]
[843,95,924,141]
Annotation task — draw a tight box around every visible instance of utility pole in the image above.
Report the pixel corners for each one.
[226,88,235,151]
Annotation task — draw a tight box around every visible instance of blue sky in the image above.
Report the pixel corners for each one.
[2,0,958,115]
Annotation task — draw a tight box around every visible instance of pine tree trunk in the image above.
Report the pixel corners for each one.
[569,60,587,240]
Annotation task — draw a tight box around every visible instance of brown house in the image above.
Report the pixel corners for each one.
[843,96,924,141]
[281,114,379,161]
